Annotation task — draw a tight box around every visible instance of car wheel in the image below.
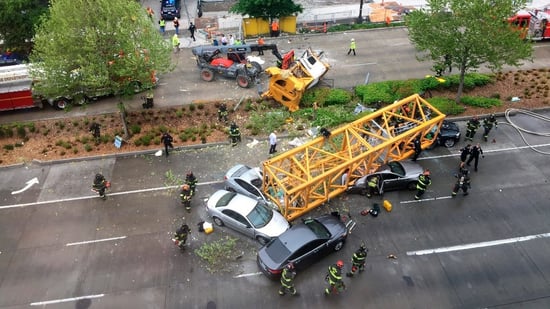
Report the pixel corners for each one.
[213,217,224,227]
[200,68,214,82]
[256,236,269,245]
[53,97,70,110]
[444,138,456,148]
[236,74,251,88]
[251,61,262,74]
[407,181,417,190]
[333,240,344,251]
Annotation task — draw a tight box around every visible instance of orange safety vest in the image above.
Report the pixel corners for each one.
[271,22,279,31]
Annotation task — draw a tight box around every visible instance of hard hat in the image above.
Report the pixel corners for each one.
[360,243,367,251]
[286,262,295,270]
[351,38,355,42]
[187,171,193,177]
[336,260,344,268]
[182,184,190,190]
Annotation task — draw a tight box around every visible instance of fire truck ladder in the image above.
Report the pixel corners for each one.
[262,94,446,221]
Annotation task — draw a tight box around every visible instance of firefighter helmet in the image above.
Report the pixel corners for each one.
[182,184,190,190]
[336,260,344,268]
[360,243,367,251]
[286,262,295,270]
[186,171,194,178]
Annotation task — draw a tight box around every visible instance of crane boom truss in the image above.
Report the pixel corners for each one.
[262,94,446,221]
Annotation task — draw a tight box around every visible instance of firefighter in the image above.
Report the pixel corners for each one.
[185,171,198,196]
[218,103,228,122]
[482,114,498,142]
[346,243,368,277]
[278,263,298,296]
[465,116,480,141]
[460,144,471,163]
[180,184,192,211]
[366,175,379,198]
[466,143,484,172]
[325,260,345,295]
[229,122,241,147]
[452,170,471,197]
[92,173,108,200]
[173,223,190,250]
[414,169,432,200]
[89,122,101,141]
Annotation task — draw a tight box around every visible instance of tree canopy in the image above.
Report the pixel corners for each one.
[29,0,172,101]
[0,0,49,56]
[406,0,533,102]
[229,0,303,20]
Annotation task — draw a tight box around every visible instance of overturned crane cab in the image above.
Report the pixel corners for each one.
[262,48,330,112]
[261,94,445,221]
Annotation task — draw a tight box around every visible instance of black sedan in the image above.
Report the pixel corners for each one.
[432,120,461,148]
[256,213,349,279]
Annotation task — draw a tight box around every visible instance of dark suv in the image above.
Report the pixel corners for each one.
[433,120,461,148]
[161,0,181,20]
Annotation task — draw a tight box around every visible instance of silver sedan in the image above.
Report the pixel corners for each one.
[205,190,290,245]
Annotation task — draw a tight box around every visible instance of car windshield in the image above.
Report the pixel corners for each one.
[265,238,291,263]
[216,192,236,207]
[303,218,331,239]
[387,161,405,176]
[247,203,273,228]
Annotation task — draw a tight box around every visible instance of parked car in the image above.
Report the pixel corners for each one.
[224,164,274,207]
[432,120,461,148]
[347,160,424,195]
[205,190,290,245]
[160,0,181,20]
[257,212,349,279]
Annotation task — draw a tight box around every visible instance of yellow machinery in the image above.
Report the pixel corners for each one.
[262,94,446,221]
[262,48,330,112]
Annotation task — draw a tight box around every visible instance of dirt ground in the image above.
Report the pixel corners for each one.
[1,68,549,166]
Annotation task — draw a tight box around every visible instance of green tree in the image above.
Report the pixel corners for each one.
[229,0,303,21]
[0,0,49,56]
[29,0,172,103]
[406,0,532,103]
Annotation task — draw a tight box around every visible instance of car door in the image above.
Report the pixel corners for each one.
[288,239,326,268]
[380,172,402,192]
[221,209,254,238]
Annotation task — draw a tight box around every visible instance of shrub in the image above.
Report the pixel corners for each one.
[427,97,466,115]
[324,89,352,106]
[189,103,196,111]
[15,142,24,147]
[460,96,502,108]
[138,134,153,146]
[176,109,183,117]
[17,126,27,138]
[355,81,400,104]
[84,144,93,152]
[130,124,141,134]
[3,144,14,150]
[197,103,205,110]
[194,236,238,273]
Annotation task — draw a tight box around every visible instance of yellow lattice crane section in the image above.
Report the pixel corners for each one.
[262,94,446,221]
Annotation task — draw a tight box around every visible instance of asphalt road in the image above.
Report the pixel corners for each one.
[1,110,550,308]
[2,27,550,124]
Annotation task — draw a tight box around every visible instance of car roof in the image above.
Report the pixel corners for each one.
[226,164,261,182]
[276,217,331,252]
[208,190,258,215]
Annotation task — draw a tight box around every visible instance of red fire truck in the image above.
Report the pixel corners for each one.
[0,64,43,112]
[509,8,550,40]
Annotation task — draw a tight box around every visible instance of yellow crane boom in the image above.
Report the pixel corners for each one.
[262,94,446,221]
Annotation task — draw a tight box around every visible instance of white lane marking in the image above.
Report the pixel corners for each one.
[30,294,104,306]
[66,236,127,247]
[407,232,550,256]
[0,180,224,210]
[416,142,550,161]
[400,196,453,204]
[233,272,263,278]
[2,141,550,210]
[11,177,39,195]
[341,62,377,67]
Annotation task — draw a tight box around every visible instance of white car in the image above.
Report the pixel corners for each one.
[205,190,290,245]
